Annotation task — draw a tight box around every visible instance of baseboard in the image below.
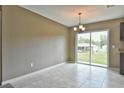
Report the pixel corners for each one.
[2,62,65,85]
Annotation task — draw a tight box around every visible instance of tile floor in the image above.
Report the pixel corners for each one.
[10,63,124,88]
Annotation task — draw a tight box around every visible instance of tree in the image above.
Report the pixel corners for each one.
[78,37,90,43]
[100,34,107,48]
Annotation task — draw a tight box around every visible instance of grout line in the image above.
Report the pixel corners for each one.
[100,75,106,88]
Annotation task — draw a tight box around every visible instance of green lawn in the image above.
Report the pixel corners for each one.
[77,51,107,65]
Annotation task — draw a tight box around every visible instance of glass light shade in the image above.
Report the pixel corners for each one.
[73,27,77,31]
[79,25,83,29]
[82,27,85,31]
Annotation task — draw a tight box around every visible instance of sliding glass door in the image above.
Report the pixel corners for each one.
[76,31,108,67]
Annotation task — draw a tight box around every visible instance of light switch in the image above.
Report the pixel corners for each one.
[112,45,115,48]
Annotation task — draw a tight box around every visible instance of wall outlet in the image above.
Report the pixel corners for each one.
[30,63,34,68]
[112,45,116,49]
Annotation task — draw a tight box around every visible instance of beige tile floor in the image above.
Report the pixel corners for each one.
[11,63,124,88]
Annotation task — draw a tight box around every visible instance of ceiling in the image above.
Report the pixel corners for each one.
[21,5,124,27]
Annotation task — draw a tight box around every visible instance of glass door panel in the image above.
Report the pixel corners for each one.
[77,33,90,64]
[91,31,108,67]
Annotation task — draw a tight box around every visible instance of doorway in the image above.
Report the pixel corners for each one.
[76,30,109,67]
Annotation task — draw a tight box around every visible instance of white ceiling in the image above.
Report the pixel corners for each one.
[21,5,124,27]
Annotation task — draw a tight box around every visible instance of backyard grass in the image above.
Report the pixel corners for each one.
[77,51,107,65]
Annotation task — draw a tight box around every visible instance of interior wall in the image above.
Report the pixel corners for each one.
[69,18,124,68]
[2,6,69,81]
[0,9,2,84]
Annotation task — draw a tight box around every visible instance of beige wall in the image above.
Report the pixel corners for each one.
[69,18,124,67]
[0,10,2,83]
[2,5,124,81]
[2,6,69,81]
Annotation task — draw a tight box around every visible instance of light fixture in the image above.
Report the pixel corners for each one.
[73,12,85,32]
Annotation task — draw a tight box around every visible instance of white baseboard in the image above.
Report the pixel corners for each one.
[2,62,65,85]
